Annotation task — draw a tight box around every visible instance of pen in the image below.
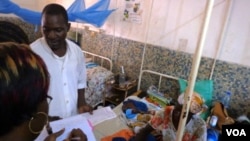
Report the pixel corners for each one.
[70,137,81,141]
[46,123,53,135]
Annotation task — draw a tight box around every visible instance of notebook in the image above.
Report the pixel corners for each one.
[35,114,96,141]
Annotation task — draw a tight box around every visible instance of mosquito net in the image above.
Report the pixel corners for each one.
[0,0,115,27]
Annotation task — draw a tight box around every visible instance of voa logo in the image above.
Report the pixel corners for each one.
[226,129,246,136]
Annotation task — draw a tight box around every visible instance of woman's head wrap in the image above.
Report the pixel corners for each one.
[178,91,206,114]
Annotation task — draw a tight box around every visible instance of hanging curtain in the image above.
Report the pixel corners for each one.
[0,0,115,27]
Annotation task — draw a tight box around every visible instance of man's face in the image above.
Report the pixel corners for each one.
[41,14,69,51]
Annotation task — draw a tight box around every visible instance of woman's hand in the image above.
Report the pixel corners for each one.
[44,128,65,141]
[78,104,93,114]
[64,128,87,141]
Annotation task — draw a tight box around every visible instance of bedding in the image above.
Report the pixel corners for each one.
[85,62,114,107]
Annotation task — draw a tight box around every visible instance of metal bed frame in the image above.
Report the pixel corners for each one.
[82,50,113,71]
[137,69,184,91]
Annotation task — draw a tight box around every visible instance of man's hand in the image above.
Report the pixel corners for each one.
[78,104,93,114]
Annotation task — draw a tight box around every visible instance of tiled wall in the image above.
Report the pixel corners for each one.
[74,28,250,118]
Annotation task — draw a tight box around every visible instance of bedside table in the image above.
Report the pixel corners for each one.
[104,79,138,106]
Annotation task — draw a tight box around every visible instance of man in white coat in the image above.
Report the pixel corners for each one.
[30,3,93,119]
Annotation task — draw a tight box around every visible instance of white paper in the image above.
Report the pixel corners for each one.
[82,106,117,126]
[35,106,116,141]
[51,115,96,141]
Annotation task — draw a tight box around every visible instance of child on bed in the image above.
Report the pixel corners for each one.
[132,92,207,141]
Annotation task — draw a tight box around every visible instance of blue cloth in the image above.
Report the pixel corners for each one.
[67,0,85,13]
[207,128,219,141]
[129,134,156,141]
[0,0,115,27]
[112,137,127,141]
[86,62,99,68]
[123,99,148,113]
[125,109,137,119]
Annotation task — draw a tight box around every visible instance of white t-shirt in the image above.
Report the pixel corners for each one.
[30,38,87,118]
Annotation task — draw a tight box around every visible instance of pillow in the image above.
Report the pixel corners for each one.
[178,79,214,120]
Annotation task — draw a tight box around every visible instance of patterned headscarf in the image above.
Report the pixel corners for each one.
[178,91,205,114]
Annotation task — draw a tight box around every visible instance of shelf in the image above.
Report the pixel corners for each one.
[112,79,137,91]
[105,95,124,106]
[104,79,138,106]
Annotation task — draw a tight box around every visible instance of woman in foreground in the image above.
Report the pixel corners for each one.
[0,42,87,141]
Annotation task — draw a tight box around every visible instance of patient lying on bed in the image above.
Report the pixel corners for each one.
[132,92,207,141]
